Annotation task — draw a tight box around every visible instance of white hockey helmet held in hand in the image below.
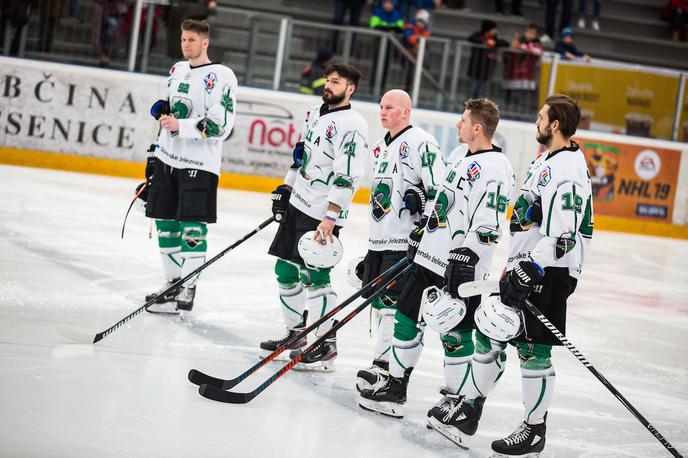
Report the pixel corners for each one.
[421,286,467,333]
[346,256,364,288]
[474,294,523,342]
[297,231,344,270]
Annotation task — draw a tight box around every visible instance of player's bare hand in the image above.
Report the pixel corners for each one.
[314,219,335,245]
[160,115,179,132]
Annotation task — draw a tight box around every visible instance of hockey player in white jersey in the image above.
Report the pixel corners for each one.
[359,98,514,417]
[144,19,237,316]
[261,64,368,371]
[431,94,594,457]
[355,89,446,392]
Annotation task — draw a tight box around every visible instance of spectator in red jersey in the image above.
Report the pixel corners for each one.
[503,23,544,105]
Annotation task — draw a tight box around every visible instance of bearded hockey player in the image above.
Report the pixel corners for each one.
[355,89,446,392]
[144,19,237,316]
[261,64,368,371]
[358,98,514,418]
[430,94,594,458]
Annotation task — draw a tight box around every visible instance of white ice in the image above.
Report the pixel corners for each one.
[0,164,687,458]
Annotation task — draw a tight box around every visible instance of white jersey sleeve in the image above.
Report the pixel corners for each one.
[327,123,368,209]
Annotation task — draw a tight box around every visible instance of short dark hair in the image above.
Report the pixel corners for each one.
[544,94,581,138]
[465,98,500,138]
[181,19,209,36]
[526,23,538,30]
[325,64,362,88]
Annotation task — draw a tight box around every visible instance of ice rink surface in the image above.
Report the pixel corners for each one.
[1,164,687,458]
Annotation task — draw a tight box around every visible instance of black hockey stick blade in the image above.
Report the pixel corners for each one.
[199,383,255,404]
[188,369,230,389]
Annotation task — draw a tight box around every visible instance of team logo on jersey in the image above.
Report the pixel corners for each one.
[399,142,410,159]
[373,145,381,159]
[466,161,481,182]
[371,178,393,221]
[204,72,217,93]
[538,166,551,187]
[427,188,455,232]
[325,122,337,141]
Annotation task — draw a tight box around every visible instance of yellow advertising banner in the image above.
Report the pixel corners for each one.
[539,60,681,140]
[577,137,681,221]
[679,81,688,142]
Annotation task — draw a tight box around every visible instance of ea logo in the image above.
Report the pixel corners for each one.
[634,149,660,180]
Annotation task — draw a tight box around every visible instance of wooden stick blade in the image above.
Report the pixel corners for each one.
[457,280,499,298]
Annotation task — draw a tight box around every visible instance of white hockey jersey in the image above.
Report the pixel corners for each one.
[285,104,368,225]
[415,145,515,279]
[507,142,594,279]
[155,61,238,176]
[368,126,446,251]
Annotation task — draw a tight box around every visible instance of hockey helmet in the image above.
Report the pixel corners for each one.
[346,256,364,288]
[474,294,523,342]
[421,286,467,333]
[297,231,344,269]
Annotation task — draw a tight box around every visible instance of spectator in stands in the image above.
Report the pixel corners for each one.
[97,0,127,67]
[543,0,573,43]
[165,0,217,59]
[577,0,601,31]
[403,0,442,27]
[503,23,544,105]
[402,8,431,57]
[555,26,590,61]
[331,0,366,53]
[370,0,405,32]
[38,0,68,53]
[299,47,334,95]
[495,0,523,16]
[467,19,509,99]
[665,0,688,41]
[0,0,37,56]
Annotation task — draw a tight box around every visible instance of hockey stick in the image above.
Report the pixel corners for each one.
[58,216,276,344]
[198,263,414,404]
[120,182,148,239]
[188,257,409,389]
[521,299,683,458]
[457,279,499,298]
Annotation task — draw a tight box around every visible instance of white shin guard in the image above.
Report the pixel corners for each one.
[373,308,395,362]
[389,333,423,379]
[160,247,182,282]
[279,284,307,330]
[308,286,337,338]
[180,252,205,286]
[468,340,507,399]
[443,354,473,395]
[522,367,556,425]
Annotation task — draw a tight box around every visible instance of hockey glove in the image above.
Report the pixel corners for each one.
[271,184,291,222]
[293,141,305,166]
[360,251,381,299]
[526,197,543,226]
[406,217,427,262]
[499,260,544,308]
[150,99,170,120]
[445,247,479,299]
[403,184,427,215]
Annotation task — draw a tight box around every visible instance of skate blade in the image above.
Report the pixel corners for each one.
[491,453,541,458]
[292,360,335,372]
[357,396,404,418]
[427,417,471,449]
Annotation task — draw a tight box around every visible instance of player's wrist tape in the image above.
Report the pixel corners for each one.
[325,210,338,222]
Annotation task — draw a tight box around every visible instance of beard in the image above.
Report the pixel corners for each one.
[536,125,553,146]
[322,89,346,106]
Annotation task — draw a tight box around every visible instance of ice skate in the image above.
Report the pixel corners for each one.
[356,359,389,392]
[428,396,485,449]
[290,337,337,372]
[491,415,546,457]
[358,370,409,418]
[145,279,181,315]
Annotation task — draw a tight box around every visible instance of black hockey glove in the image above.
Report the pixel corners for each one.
[445,247,479,299]
[135,182,149,203]
[406,217,427,262]
[271,184,291,222]
[403,184,427,216]
[526,197,543,226]
[499,260,544,308]
[150,99,170,120]
[293,141,305,166]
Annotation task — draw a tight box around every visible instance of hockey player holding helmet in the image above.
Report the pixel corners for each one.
[358,98,515,418]
[261,64,369,371]
[432,94,594,458]
[355,89,446,392]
